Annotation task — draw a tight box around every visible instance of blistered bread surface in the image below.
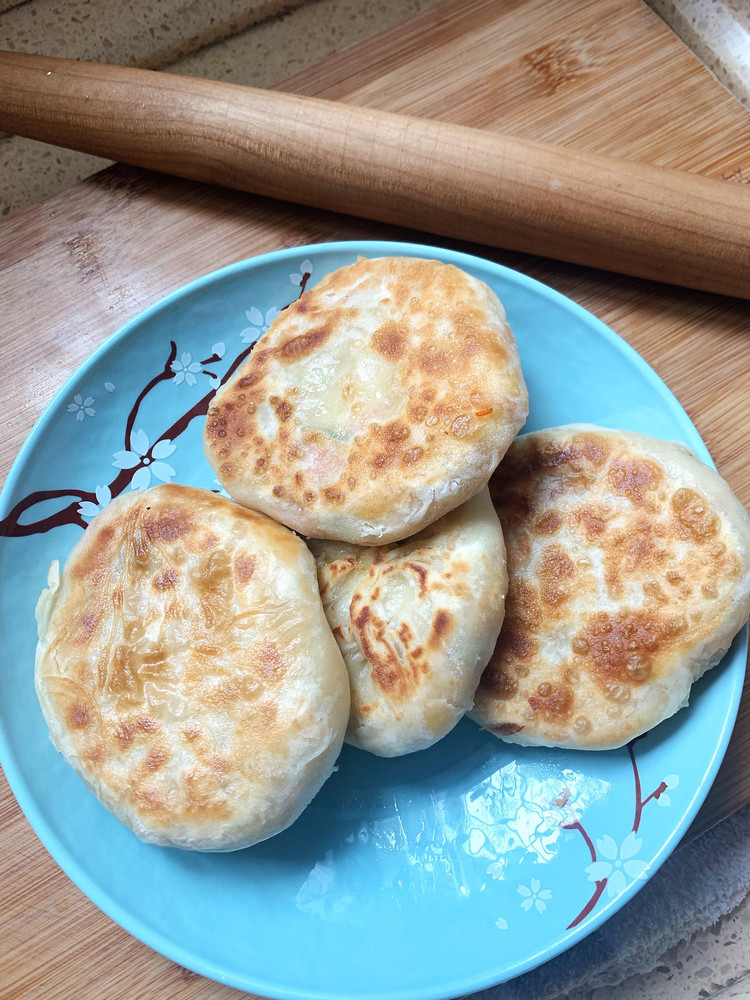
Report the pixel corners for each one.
[34,484,350,851]
[310,488,507,756]
[204,256,528,544]
[470,425,750,750]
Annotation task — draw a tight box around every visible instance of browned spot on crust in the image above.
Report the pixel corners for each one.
[417,344,448,374]
[77,611,100,640]
[528,682,573,721]
[403,561,428,597]
[371,320,405,359]
[69,703,91,728]
[574,609,687,689]
[643,580,669,603]
[510,579,541,630]
[397,622,414,645]
[351,601,429,700]
[115,720,136,747]
[428,609,452,649]
[671,487,719,542]
[571,504,610,540]
[534,511,563,535]
[259,642,285,680]
[279,327,329,360]
[143,508,192,543]
[234,554,255,584]
[607,457,663,505]
[384,420,410,443]
[135,785,165,813]
[603,522,669,599]
[270,396,293,421]
[514,529,532,561]
[491,722,524,735]
[505,627,538,660]
[537,543,575,608]
[144,746,169,771]
[480,663,518,699]
[154,568,178,590]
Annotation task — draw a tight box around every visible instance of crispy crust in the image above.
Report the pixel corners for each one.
[204,256,528,544]
[310,488,507,756]
[470,425,750,750]
[34,484,350,850]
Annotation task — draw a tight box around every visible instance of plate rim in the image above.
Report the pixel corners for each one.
[0,238,745,1000]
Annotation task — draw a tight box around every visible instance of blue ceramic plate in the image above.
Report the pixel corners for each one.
[0,241,744,1000]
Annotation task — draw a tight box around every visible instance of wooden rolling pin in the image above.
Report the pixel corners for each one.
[0,49,748,299]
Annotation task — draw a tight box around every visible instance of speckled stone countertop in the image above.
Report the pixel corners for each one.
[648,0,750,111]
[1,2,750,999]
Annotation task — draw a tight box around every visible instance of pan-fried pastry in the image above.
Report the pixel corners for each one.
[34,484,350,851]
[470,425,750,750]
[309,488,507,756]
[205,256,528,544]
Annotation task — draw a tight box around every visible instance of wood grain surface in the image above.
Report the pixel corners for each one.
[1,0,749,998]
[2,50,750,298]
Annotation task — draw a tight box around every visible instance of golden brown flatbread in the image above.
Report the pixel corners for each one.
[204,256,528,544]
[34,484,350,850]
[310,488,507,756]
[470,425,750,750]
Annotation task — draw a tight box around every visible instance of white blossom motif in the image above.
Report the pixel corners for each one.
[517,878,552,913]
[78,484,112,521]
[494,916,509,931]
[241,307,280,345]
[207,343,226,388]
[104,382,116,392]
[656,774,679,808]
[171,352,202,387]
[113,429,177,490]
[68,394,95,421]
[290,258,313,287]
[585,832,648,898]
[487,859,507,881]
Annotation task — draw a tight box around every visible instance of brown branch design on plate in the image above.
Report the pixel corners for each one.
[0,268,313,539]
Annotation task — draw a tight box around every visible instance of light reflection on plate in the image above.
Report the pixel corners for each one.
[0,241,744,1000]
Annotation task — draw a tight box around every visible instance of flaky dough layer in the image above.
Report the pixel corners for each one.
[471,425,750,750]
[310,488,507,756]
[35,484,350,850]
[205,256,528,544]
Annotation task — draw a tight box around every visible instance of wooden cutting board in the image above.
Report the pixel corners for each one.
[1,0,749,997]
